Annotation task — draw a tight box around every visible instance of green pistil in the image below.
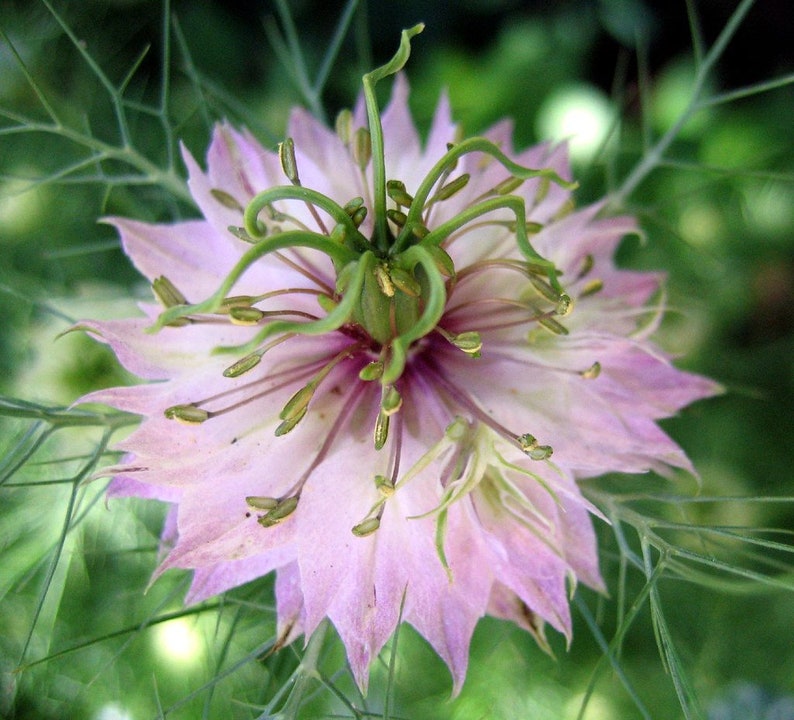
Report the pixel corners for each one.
[362,23,425,253]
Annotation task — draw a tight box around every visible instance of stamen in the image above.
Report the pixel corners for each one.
[375,474,395,497]
[422,360,553,460]
[210,188,244,212]
[374,409,390,450]
[529,274,563,304]
[359,360,384,381]
[493,175,526,195]
[164,404,210,425]
[227,225,260,243]
[269,379,368,508]
[278,138,300,185]
[351,516,381,537]
[335,109,353,145]
[275,343,363,437]
[577,253,594,279]
[537,316,569,336]
[436,327,482,357]
[517,434,554,461]
[229,307,266,326]
[222,351,264,378]
[580,361,601,379]
[386,208,407,228]
[374,383,403,451]
[245,496,279,510]
[152,275,187,307]
[580,278,604,297]
[426,173,470,208]
[386,179,414,208]
[279,137,329,235]
[258,495,299,527]
[353,127,372,172]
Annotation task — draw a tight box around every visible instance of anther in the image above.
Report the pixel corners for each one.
[386,208,407,227]
[374,474,395,497]
[534,177,550,205]
[351,517,381,537]
[257,496,299,527]
[228,225,260,243]
[344,197,364,216]
[229,307,265,326]
[381,386,403,416]
[210,188,244,212]
[517,433,553,460]
[374,409,389,450]
[430,173,470,203]
[218,295,258,312]
[552,198,575,220]
[279,137,300,185]
[580,361,601,379]
[529,274,561,303]
[317,294,338,313]
[274,408,308,437]
[223,352,263,378]
[359,361,384,381]
[278,383,315,426]
[537,316,569,335]
[493,176,525,195]
[152,276,187,308]
[426,245,455,277]
[580,278,604,297]
[164,404,210,425]
[386,179,414,207]
[577,254,594,279]
[353,127,372,171]
[438,327,482,356]
[450,331,483,356]
[411,223,431,240]
[335,109,353,145]
[350,206,368,228]
[246,495,279,511]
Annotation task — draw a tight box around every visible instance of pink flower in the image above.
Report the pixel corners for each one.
[78,31,717,692]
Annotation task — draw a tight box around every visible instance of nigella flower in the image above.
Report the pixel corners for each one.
[78,27,717,691]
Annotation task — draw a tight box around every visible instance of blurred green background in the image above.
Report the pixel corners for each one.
[1,1,793,718]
